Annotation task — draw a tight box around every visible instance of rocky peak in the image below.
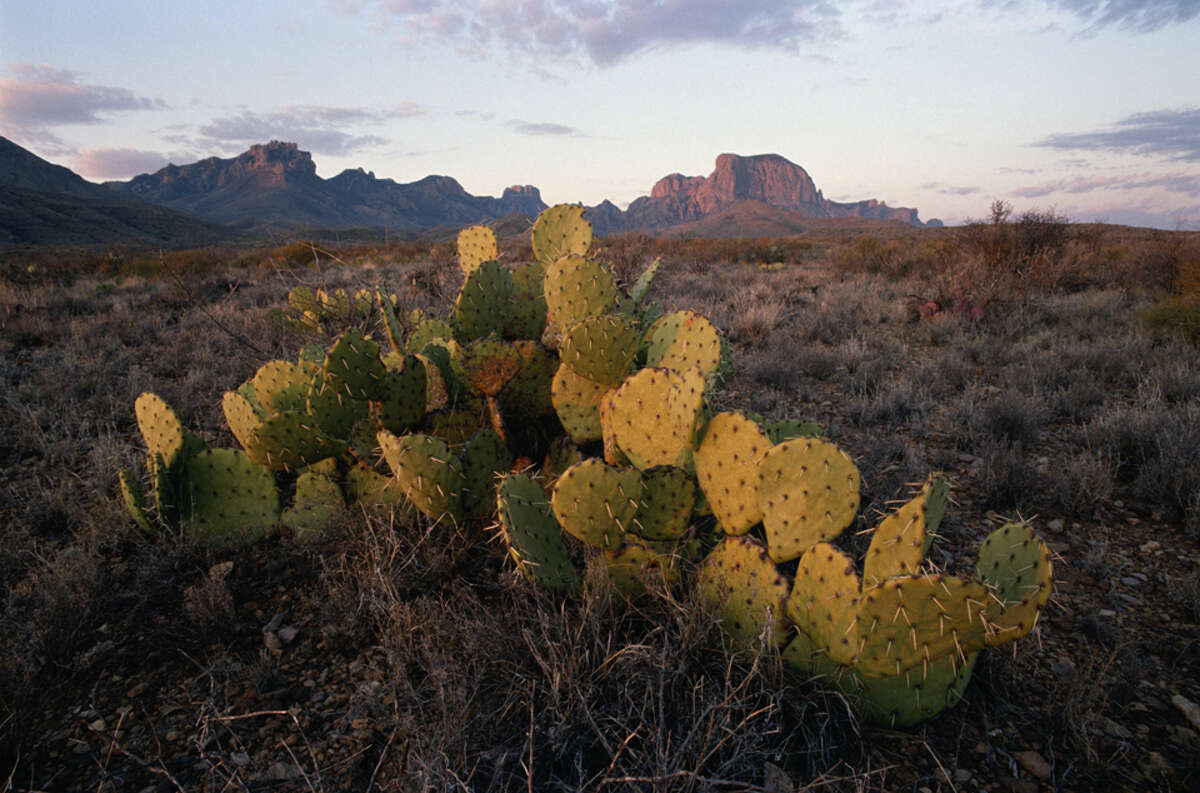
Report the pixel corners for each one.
[502,185,541,200]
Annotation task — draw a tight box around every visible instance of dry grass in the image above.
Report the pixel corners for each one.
[2,222,1199,791]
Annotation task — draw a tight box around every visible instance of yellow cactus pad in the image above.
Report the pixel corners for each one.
[757,437,861,562]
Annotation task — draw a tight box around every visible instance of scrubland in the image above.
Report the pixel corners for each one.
[1,212,1198,791]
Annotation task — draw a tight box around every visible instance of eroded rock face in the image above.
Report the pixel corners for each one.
[599,153,926,232]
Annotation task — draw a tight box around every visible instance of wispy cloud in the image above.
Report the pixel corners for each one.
[508,120,584,137]
[180,104,424,156]
[338,0,843,66]
[919,181,981,195]
[1013,170,1200,198]
[1038,0,1200,34]
[1034,108,1200,162]
[0,62,165,149]
[70,147,170,179]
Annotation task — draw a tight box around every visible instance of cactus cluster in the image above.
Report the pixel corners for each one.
[121,204,1053,728]
[269,285,382,332]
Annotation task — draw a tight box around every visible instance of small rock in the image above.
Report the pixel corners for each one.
[1047,518,1064,530]
[263,612,285,633]
[1140,540,1159,552]
[1015,750,1052,781]
[165,730,182,742]
[263,632,283,652]
[1052,659,1077,685]
[126,682,148,698]
[89,718,106,732]
[1120,576,1142,587]
[231,751,250,766]
[1098,716,1133,739]
[954,768,972,783]
[278,625,299,644]
[1171,694,1200,730]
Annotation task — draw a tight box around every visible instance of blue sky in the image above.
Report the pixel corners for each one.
[1,0,1197,227]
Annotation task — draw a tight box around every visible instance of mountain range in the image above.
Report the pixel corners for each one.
[0,137,936,245]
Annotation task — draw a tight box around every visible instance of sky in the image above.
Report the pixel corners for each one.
[0,0,1197,228]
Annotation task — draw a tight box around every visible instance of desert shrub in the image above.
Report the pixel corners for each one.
[976,441,1039,510]
[1140,297,1200,343]
[1047,449,1116,517]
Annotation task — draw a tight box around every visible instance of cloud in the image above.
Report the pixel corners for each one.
[920,181,981,195]
[1035,108,1200,162]
[343,0,844,65]
[191,104,423,155]
[1013,170,1200,198]
[0,62,166,147]
[70,147,170,179]
[1039,0,1200,34]
[508,120,583,136]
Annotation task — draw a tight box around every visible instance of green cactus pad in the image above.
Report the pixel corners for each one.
[119,469,155,534]
[451,338,523,397]
[377,286,406,355]
[298,343,327,368]
[497,341,556,421]
[235,381,269,419]
[531,204,592,265]
[375,355,427,434]
[631,466,695,541]
[149,452,182,526]
[454,260,514,341]
[497,474,579,592]
[758,437,861,563]
[505,262,548,339]
[608,367,706,470]
[560,315,641,386]
[787,543,862,666]
[630,256,662,306]
[782,629,854,682]
[976,522,1053,647]
[860,652,977,728]
[551,363,611,444]
[252,360,311,414]
[863,489,931,587]
[223,390,264,452]
[183,448,279,545]
[693,411,770,535]
[460,427,513,518]
[598,388,629,467]
[696,535,790,648]
[306,378,369,440]
[244,411,342,471]
[551,458,641,550]
[407,318,455,355]
[601,542,680,596]
[543,254,617,328]
[763,419,823,444]
[378,431,465,523]
[288,285,320,314]
[135,392,187,468]
[324,329,387,402]
[643,311,726,383]
[283,471,345,542]
[855,575,992,679]
[457,224,499,275]
[345,464,410,510]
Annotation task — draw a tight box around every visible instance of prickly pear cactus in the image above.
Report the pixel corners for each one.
[457,224,499,275]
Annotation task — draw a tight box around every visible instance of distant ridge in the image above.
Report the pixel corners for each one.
[2,138,935,245]
[0,137,227,246]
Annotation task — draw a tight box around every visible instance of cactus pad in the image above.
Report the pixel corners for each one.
[252,360,311,414]
[694,412,770,535]
[135,392,186,468]
[283,471,345,542]
[183,448,279,545]
[451,338,523,397]
[375,356,427,434]
[643,311,726,383]
[531,204,592,265]
[763,419,822,444]
[454,259,514,341]
[551,363,611,444]
[608,367,705,470]
[862,488,931,587]
[559,315,640,386]
[505,261,548,339]
[855,575,992,679]
[696,535,790,648]
[457,224,499,275]
[243,411,340,471]
[119,469,155,534]
[859,652,977,728]
[325,329,387,401]
[497,474,579,592]
[307,379,369,440]
[407,318,455,355]
[497,341,556,421]
[378,431,465,523]
[551,458,641,550]
[460,427,513,518]
[630,257,662,306]
[601,542,679,596]
[758,437,861,562]
[631,466,695,541]
[377,285,407,355]
[223,390,264,451]
[976,522,1052,647]
[543,255,617,328]
[787,542,862,666]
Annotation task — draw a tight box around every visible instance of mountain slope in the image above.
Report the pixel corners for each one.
[0,137,228,246]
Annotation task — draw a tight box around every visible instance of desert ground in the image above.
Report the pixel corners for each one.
[1,216,1198,792]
